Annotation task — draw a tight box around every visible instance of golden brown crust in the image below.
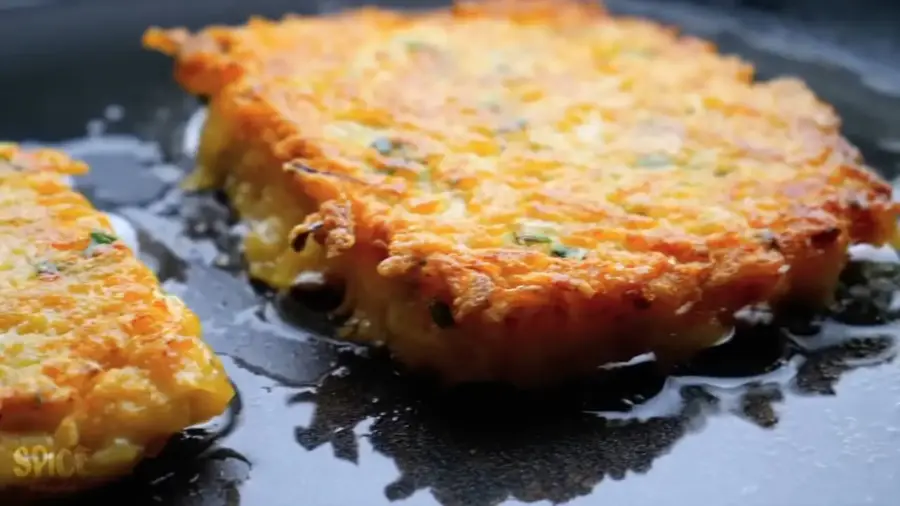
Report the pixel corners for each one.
[0,144,234,490]
[145,0,899,385]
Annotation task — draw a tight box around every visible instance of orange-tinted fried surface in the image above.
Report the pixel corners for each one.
[145,0,899,386]
[0,144,234,492]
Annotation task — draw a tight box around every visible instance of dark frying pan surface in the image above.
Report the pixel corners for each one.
[2,1,900,505]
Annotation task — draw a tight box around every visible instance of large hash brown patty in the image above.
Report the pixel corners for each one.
[145,0,899,386]
[0,145,234,492]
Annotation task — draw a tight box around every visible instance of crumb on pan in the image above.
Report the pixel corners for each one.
[0,144,234,492]
[144,0,900,386]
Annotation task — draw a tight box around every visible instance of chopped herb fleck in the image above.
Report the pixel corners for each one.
[514,233,553,246]
[550,245,588,260]
[429,301,455,329]
[371,137,397,156]
[34,261,59,276]
[635,153,672,168]
[371,137,421,168]
[84,230,118,256]
[89,230,117,245]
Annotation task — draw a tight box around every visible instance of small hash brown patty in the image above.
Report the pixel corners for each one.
[145,0,899,386]
[0,145,234,491]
